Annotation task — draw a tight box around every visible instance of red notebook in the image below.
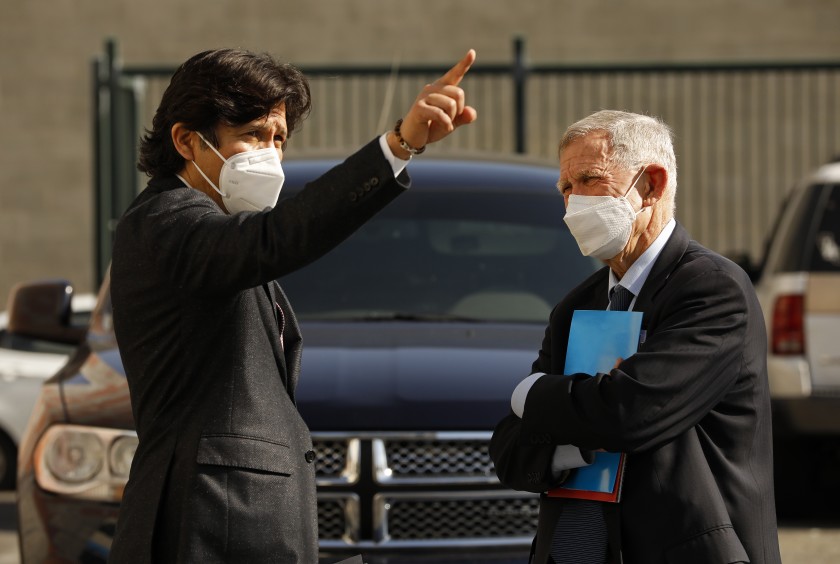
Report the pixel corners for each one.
[548,452,626,503]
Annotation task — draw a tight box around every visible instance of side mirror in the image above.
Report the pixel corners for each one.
[5,280,87,345]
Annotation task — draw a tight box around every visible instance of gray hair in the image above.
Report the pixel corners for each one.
[560,110,678,214]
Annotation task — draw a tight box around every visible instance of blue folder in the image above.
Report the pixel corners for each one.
[547,309,643,502]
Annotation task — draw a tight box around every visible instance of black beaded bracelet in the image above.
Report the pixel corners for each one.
[394,119,426,155]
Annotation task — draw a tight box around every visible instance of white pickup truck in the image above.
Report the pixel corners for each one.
[755,158,840,439]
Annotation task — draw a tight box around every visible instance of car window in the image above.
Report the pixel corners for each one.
[279,190,599,323]
[810,184,840,271]
[770,182,840,274]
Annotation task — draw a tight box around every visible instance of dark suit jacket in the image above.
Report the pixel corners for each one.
[489,223,782,564]
[108,139,409,563]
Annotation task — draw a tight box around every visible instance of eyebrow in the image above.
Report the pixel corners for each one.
[240,120,288,137]
[557,168,604,190]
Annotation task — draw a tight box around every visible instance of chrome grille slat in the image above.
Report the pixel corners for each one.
[387,439,494,476]
[375,491,539,544]
[312,437,360,485]
[372,432,500,485]
[312,432,534,550]
[317,493,359,544]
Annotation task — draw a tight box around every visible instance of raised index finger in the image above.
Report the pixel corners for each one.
[436,49,476,87]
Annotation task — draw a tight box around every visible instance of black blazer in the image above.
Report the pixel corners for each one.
[490,223,782,564]
[109,139,409,563]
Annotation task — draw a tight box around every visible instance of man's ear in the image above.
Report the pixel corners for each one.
[171,123,197,161]
[642,164,668,206]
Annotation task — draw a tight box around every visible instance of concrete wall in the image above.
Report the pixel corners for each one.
[2,0,840,303]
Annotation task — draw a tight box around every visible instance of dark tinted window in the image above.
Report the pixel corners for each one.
[810,183,840,271]
[768,184,838,272]
[280,190,598,323]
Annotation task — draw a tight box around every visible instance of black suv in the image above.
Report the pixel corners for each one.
[15,156,598,563]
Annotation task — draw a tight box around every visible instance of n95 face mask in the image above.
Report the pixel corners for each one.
[563,169,645,260]
[191,132,285,214]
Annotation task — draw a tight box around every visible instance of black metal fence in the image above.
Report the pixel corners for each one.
[93,38,840,285]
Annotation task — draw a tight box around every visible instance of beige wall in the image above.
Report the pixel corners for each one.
[2,0,840,303]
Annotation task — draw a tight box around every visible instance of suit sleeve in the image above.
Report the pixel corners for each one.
[135,138,409,297]
[489,305,570,493]
[519,260,753,454]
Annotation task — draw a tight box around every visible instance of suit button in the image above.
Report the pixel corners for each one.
[348,192,358,202]
[370,177,379,187]
[362,182,371,192]
[305,450,316,464]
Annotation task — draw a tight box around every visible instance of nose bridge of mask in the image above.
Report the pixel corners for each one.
[231,150,282,175]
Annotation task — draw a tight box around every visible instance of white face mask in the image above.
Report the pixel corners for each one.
[563,168,645,260]
[191,132,285,214]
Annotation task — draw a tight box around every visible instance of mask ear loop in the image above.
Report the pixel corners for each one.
[196,131,228,162]
[623,167,648,217]
[622,167,647,198]
[192,131,228,199]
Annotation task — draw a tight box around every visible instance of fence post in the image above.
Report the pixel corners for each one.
[91,38,123,287]
[91,39,120,288]
[92,52,106,289]
[513,36,527,154]
[106,38,121,234]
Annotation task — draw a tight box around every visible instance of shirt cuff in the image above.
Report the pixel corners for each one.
[550,445,594,476]
[378,133,410,178]
[510,372,545,418]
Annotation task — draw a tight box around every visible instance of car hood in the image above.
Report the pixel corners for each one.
[58,321,544,432]
[296,321,542,431]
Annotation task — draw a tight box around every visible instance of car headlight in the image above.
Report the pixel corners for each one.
[45,430,105,483]
[34,424,137,502]
[108,436,137,478]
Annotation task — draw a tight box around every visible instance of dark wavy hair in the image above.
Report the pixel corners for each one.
[138,49,311,178]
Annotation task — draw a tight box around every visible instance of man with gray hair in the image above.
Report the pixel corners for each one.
[490,110,781,563]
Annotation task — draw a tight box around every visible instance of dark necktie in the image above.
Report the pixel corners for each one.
[609,284,634,312]
[549,284,634,564]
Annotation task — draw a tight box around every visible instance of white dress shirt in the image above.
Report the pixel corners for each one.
[378,133,411,177]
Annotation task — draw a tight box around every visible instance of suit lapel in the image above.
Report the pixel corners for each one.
[257,283,289,392]
[584,269,611,310]
[271,281,303,400]
[633,222,690,315]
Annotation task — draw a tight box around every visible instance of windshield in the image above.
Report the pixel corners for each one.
[280,190,599,323]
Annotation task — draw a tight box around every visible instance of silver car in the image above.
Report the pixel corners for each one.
[0,281,93,488]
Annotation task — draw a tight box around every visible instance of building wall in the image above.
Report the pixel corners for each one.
[2,0,840,302]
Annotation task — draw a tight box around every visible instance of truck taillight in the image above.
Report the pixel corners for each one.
[771,294,805,355]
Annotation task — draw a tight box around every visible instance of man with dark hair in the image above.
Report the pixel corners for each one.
[109,48,476,563]
[490,110,781,564]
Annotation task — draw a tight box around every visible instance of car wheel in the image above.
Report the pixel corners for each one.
[0,432,16,490]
